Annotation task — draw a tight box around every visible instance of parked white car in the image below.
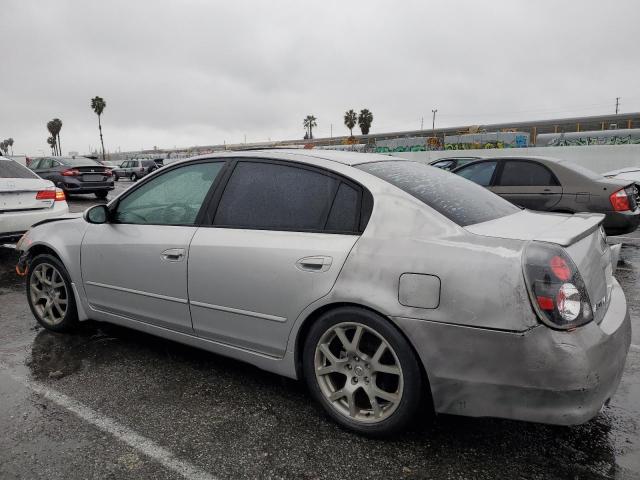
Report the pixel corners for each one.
[0,156,69,244]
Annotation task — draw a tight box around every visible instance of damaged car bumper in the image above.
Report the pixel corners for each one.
[394,277,631,425]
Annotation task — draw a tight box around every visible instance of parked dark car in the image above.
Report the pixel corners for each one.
[113,159,161,181]
[429,156,481,171]
[452,156,640,235]
[29,157,114,199]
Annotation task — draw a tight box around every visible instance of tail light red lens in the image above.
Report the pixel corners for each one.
[36,188,65,201]
[105,169,113,176]
[35,190,55,200]
[62,168,80,176]
[610,189,630,211]
[523,242,593,330]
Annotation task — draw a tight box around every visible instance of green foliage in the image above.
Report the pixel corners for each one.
[358,109,373,135]
[344,109,357,136]
[303,115,317,140]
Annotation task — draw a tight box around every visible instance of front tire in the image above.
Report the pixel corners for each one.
[303,307,423,437]
[114,173,119,181]
[130,173,137,182]
[26,254,78,332]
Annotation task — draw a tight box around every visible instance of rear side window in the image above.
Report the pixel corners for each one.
[326,183,359,232]
[214,162,340,231]
[455,161,497,186]
[0,160,39,179]
[498,160,558,186]
[358,160,519,227]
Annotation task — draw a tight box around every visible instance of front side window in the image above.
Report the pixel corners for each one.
[358,160,518,227]
[498,160,558,186]
[214,161,346,232]
[115,162,224,225]
[39,159,54,169]
[456,161,497,186]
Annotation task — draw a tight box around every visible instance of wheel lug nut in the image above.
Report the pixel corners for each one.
[354,356,359,362]
[351,377,358,384]
[346,364,352,370]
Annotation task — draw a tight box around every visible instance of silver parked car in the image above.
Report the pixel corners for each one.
[16,150,631,436]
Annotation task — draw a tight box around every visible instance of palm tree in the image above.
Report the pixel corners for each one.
[6,138,13,155]
[47,136,57,155]
[0,140,7,155]
[303,115,317,140]
[91,96,107,161]
[52,119,62,155]
[344,109,357,137]
[358,109,373,135]
[46,120,59,155]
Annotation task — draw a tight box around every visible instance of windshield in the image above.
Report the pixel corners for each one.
[0,159,40,179]
[357,160,519,227]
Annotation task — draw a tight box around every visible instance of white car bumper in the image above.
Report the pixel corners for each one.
[0,201,70,243]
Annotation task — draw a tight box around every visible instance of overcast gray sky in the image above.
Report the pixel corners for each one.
[1,0,639,155]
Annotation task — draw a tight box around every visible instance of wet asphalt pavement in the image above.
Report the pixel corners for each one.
[1,180,639,480]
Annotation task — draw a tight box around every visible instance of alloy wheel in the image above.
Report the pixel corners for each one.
[29,263,69,326]
[314,322,404,423]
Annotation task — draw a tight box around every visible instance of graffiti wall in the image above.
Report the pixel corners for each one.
[374,136,442,153]
[535,129,640,147]
[444,132,529,150]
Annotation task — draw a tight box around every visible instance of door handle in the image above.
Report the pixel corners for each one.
[161,248,186,262]
[296,256,333,273]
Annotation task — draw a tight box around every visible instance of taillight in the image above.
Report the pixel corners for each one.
[62,168,80,176]
[36,188,65,201]
[105,169,113,176]
[523,242,593,330]
[610,188,630,211]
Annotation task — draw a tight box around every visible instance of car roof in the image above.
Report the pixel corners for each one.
[186,149,401,167]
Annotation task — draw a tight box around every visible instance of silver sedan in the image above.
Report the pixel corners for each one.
[16,150,631,436]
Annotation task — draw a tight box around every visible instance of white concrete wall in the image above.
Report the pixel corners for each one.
[392,144,640,174]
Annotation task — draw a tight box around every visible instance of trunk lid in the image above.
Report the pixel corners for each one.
[466,210,612,324]
[0,178,58,211]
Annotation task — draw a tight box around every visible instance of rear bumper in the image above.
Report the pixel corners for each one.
[62,179,114,193]
[0,202,69,240]
[603,209,640,235]
[394,278,631,425]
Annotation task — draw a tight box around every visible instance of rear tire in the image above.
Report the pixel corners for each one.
[130,173,137,182]
[303,307,424,437]
[26,254,78,332]
[114,173,119,181]
[95,191,108,199]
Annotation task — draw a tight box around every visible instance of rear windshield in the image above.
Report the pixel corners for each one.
[62,157,102,167]
[357,160,519,226]
[0,159,39,179]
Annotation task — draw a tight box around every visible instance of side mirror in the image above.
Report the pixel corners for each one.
[85,204,110,224]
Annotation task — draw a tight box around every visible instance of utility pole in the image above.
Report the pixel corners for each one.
[330,123,333,138]
[615,97,620,115]
[421,117,424,130]
[431,109,438,135]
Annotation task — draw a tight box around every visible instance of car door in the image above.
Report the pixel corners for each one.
[187,159,365,357]
[81,160,226,333]
[492,159,562,210]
